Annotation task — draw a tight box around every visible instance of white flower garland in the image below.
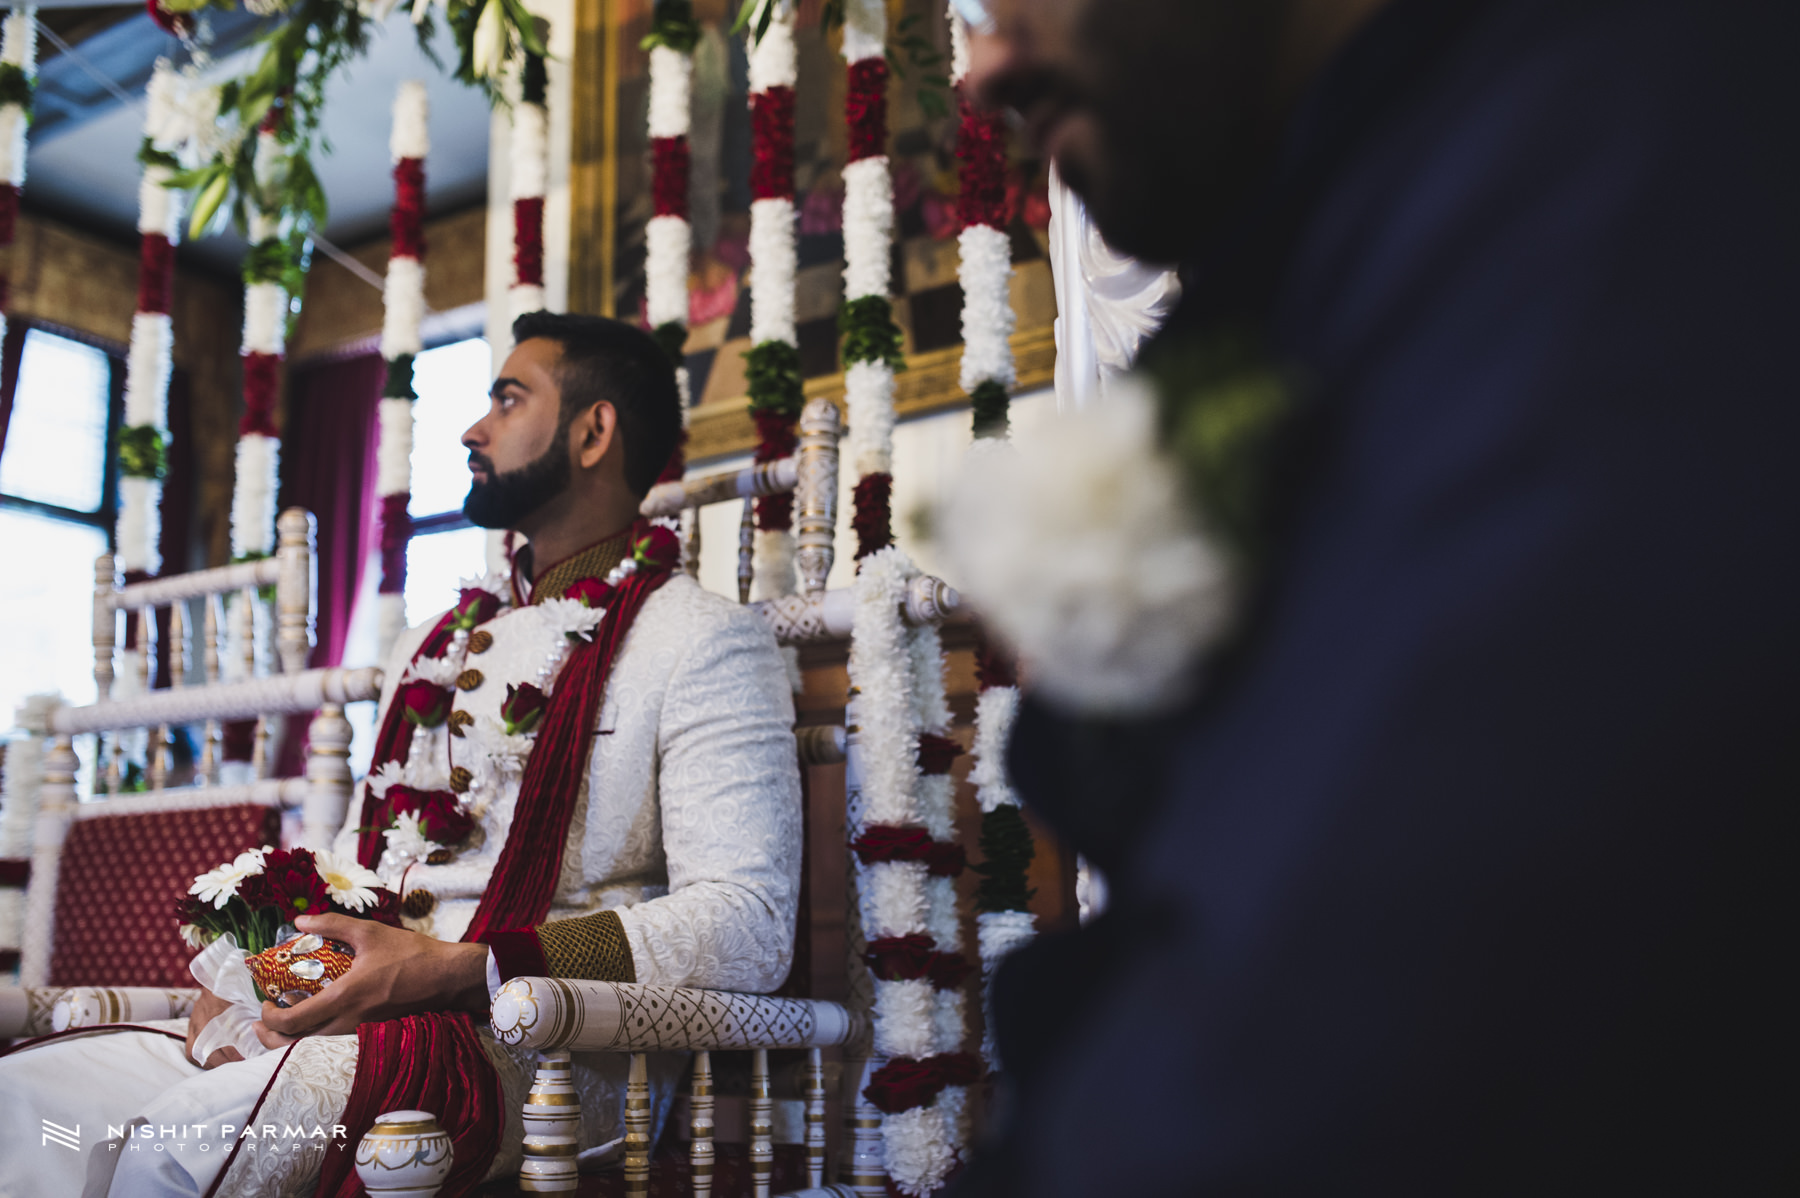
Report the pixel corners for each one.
[230,434,280,560]
[377,81,430,659]
[840,2,899,484]
[956,223,1017,394]
[508,85,548,320]
[849,547,970,1195]
[0,9,35,190]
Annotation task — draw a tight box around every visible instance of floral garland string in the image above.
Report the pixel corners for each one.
[849,547,976,1195]
[0,9,36,369]
[509,51,549,321]
[743,2,800,600]
[376,79,431,660]
[839,0,905,561]
[644,0,698,504]
[967,636,1032,1068]
[950,12,1015,439]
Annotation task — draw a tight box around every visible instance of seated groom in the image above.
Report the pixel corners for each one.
[0,312,803,1198]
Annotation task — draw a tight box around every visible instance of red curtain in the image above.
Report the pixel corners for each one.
[278,351,386,670]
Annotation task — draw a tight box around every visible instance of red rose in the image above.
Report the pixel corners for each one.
[399,680,451,728]
[501,682,549,735]
[259,848,330,922]
[851,825,933,865]
[633,525,681,572]
[928,951,974,991]
[387,786,474,846]
[864,933,938,981]
[361,886,404,927]
[923,841,967,878]
[863,1057,943,1114]
[916,733,962,776]
[452,587,502,630]
[934,1051,982,1087]
[564,577,614,609]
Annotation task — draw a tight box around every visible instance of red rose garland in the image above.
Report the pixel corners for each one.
[951,16,1018,440]
[644,8,697,491]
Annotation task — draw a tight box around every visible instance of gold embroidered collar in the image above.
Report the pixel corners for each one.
[520,529,634,605]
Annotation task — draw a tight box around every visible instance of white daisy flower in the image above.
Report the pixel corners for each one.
[189,847,269,909]
[313,849,386,913]
[456,570,512,607]
[365,760,406,802]
[177,923,210,950]
[539,597,605,640]
[405,656,463,689]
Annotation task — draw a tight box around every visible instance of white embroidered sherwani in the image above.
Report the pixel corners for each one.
[0,573,802,1198]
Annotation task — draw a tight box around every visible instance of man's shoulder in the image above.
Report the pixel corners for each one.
[637,573,777,651]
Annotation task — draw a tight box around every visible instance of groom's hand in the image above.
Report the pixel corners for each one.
[185,986,246,1069]
[256,913,492,1039]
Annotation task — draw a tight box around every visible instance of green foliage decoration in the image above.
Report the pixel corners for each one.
[744,340,803,418]
[840,296,906,371]
[118,425,170,481]
[642,0,701,53]
[973,804,1037,914]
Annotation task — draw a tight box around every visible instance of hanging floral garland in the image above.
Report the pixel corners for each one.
[0,8,36,356]
[231,119,293,566]
[643,0,699,497]
[849,547,977,1195]
[950,12,1015,439]
[508,50,549,321]
[373,80,430,661]
[742,1,800,600]
[968,635,1033,1068]
[115,61,187,589]
[839,0,905,561]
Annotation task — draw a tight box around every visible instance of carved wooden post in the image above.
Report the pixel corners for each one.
[750,1048,773,1198]
[795,397,841,597]
[680,507,701,579]
[200,593,222,783]
[304,705,353,850]
[520,1049,580,1192]
[276,508,314,675]
[92,554,115,700]
[690,1049,715,1198]
[805,1046,827,1188]
[737,499,755,605]
[20,734,77,987]
[624,1051,652,1196]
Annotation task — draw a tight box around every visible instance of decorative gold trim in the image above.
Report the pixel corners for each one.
[686,325,1057,465]
[524,1141,581,1157]
[368,1120,439,1135]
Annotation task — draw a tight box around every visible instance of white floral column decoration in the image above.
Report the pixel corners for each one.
[0,8,37,353]
[743,2,800,600]
[508,50,549,321]
[839,0,905,563]
[376,79,430,659]
[849,547,978,1195]
[643,1,699,510]
[950,10,1016,439]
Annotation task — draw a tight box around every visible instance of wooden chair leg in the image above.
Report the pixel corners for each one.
[805,1047,827,1188]
[841,1057,887,1197]
[751,1048,774,1198]
[625,1052,652,1197]
[520,1049,580,1193]
[690,1050,715,1198]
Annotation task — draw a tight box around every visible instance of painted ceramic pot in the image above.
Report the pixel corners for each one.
[354,1109,454,1198]
[246,932,354,1006]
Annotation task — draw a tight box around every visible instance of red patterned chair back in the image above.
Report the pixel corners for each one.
[48,803,281,988]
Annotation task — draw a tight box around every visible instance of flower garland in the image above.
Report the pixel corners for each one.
[508,51,549,322]
[115,61,186,586]
[743,2,800,600]
[0,9,36,361]
[643,0,698,491]
[849,547,976,1195]
[967,635,1034,1068]
[950,12,1016,439]
[231,120,292,567]
[839,0,905,562]
[375,79,431,660]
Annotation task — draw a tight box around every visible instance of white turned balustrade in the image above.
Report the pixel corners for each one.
[47,667,382,735]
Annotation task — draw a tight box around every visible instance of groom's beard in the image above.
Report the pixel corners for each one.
[463,437,571,529]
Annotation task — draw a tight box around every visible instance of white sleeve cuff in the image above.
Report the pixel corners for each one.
[485,947,503,1002]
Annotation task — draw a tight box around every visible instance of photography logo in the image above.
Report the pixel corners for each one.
[42,1120,81,1151]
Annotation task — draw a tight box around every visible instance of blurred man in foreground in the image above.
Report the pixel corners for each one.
[953,0,1797,1192]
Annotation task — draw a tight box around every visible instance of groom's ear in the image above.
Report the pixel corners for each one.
[574,400,620,472]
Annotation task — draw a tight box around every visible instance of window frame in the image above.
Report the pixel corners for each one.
[0,318,126,543]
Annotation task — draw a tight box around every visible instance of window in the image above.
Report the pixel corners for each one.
[404,337,494,626]
[0,327,121,729]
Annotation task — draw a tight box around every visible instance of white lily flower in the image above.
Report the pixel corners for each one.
[314,849,386,913]
[473,0,509,80]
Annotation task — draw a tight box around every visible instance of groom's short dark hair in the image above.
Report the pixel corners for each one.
[511,311,682,498]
